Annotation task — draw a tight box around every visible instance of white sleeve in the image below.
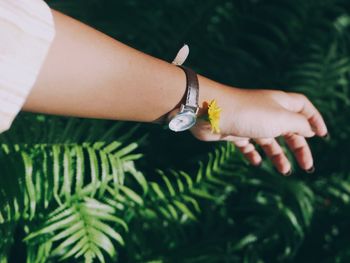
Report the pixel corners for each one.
[0,0,55,133]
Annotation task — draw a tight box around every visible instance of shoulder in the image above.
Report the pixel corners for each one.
[0,0,55,133]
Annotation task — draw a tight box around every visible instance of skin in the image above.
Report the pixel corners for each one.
[24,10,328,175]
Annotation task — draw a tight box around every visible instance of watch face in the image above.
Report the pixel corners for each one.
[169,111,196,132]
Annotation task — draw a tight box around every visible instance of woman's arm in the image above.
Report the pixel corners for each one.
[24,10,328,174]
[25,10,193,122]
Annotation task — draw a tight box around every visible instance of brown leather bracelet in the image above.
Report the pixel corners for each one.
[177,65,199,112]
[155,65,200,128]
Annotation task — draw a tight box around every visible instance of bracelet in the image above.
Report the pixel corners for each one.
[170,45,222,133]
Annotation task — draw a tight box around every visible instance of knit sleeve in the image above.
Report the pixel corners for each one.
[0,0,55,133]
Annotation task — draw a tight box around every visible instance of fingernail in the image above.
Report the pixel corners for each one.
[283,169,292,176]
[322,133,330,140]
[250,162,262,168]
[305,166,315,174]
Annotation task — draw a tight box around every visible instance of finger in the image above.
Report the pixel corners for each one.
[280,111,315,138]
[255,138,291,175]
[234,141,262,166]
[220,134,252,146]
[225,137,262,166]
[286,93,328,137]
[227,137,250,147]
[284,133,314,171]
[190,121,222,141]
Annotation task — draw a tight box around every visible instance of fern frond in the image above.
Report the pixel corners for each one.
[0,140,142,223]
[25,197,126,262]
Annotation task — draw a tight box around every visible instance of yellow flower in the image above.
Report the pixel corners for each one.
[207,99,222,133]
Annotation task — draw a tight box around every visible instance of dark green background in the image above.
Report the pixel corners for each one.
[1,0,350,262]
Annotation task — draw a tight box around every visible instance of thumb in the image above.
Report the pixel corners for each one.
[281,111,315,138]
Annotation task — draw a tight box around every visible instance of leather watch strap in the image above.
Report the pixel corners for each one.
[177,65,199,110]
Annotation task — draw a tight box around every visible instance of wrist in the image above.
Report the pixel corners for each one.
[197,75,235,117]
[161,66,238,131]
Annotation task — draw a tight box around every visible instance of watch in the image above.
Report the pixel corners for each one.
[168,66,200,132]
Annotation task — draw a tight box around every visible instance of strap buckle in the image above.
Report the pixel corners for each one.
[180,104,199,115]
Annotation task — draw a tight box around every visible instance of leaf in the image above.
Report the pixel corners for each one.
[21,152,36,220]
[118,186,143,205]
[231,234,258,251]
[129,169,148,195]
[161,173,176,196]
[26,198,126,262]
[90,219,124,246]
[173,200,197,221]
[89,228,116,259]
[87,148,99,197]
[150,183,166,199]
[75,146,85,193]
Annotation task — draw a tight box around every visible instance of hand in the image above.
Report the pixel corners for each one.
[191,88,328,175]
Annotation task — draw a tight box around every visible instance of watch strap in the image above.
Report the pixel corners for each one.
[177,65,199,111]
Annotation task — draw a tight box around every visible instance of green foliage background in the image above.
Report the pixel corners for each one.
[1,0,350,262]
